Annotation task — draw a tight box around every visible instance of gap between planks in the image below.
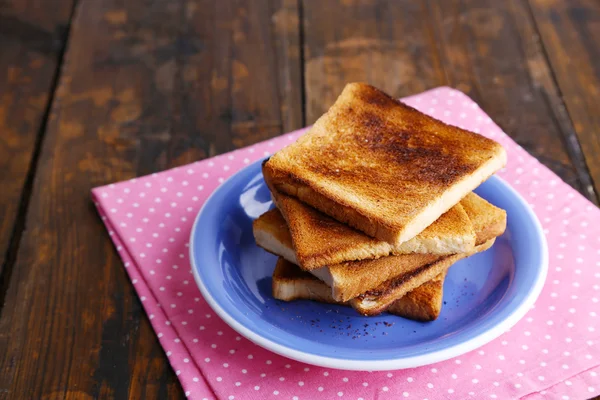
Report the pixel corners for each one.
[522,0,599,204]
[0,0,81,314]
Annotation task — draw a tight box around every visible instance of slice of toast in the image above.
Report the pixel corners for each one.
[272,189,475,270]
[263,83,506,246]
[349,239,495,316]
[272,257,447,322]
[254,192,506,302]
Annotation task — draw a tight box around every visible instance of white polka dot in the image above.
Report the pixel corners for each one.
[382,387,389,392]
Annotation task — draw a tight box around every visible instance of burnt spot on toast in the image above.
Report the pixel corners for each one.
[305,105,480,189]
[355,83,401,109]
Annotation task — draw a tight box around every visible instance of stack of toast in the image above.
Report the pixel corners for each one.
[253,83,507,321]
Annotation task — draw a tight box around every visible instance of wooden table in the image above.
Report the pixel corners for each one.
[0,0,598,397]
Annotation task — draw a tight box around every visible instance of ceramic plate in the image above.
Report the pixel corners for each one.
[190,159,548,370]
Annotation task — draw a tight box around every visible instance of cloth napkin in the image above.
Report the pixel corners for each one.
[92,87,600,400]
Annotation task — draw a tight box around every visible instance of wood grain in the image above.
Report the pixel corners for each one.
[0,0,301,398]
[431,1,589,196]
[427,0,594,197]
[302,0,442,122]
[302,0,594,197]
[528,0,600,201]
[0,0,75,276]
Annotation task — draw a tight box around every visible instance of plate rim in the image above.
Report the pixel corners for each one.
[190,159,549,371]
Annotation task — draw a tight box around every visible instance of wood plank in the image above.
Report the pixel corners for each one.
[528,0,600,201]
[302,0,592,197]
[302,0,443,122]
[0,0,302,398]
[0,1,75,276]
[427,0,597,201]
[425,0,590,193]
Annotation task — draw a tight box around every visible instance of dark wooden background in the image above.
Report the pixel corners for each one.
[0,0,599,398]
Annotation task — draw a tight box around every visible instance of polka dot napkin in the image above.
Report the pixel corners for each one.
[92,87,600,400]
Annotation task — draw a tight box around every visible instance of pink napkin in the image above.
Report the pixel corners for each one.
[92,87,600,400]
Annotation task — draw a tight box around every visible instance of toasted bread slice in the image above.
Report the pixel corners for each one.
[350,239,495,316]
[263,83,506,246]
[272,257,447,322]
[321,192,506,302]
[272,189,475,270]
[254,192,506,302]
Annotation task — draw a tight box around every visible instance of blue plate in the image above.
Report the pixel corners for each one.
[190,159,548,370]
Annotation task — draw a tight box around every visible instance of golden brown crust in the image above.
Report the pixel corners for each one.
[272,189,475,270]
[272,258,446,321]
[264,83,506,245]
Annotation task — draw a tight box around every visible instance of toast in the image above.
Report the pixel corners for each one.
[254,192,506,302]
[271,189,475,270]
[263,83,506,246]
[350,239,495,316]
[272,257,447,322]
